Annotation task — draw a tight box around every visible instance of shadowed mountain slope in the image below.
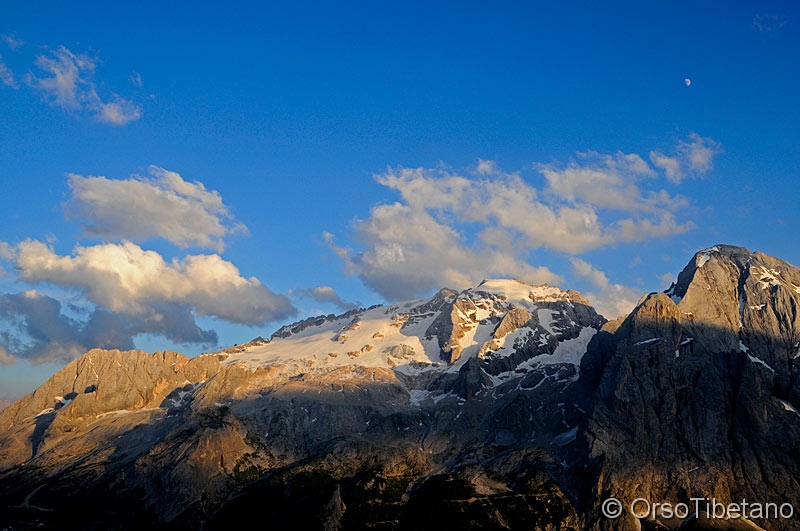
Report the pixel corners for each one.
[1,246,798,530]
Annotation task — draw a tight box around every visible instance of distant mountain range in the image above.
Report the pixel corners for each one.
[1,245,799,530]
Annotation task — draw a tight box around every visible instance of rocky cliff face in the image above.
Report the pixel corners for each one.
[1,248,799,530]
[576,245,800,530]
[0,279,601,530]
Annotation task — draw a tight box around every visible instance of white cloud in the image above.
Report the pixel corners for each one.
[753,14,789,33]
[650,133,721,183]
[129,71,143,88]
[325,204,561,301]
[97,97,142,125]
[377,167,613,253]
[0,55,17,88]
[658,273,676,285]
[570,258,642,319]
[327,150,702,301]
[614,214,695,242]
[289,286,357,312]
[30,46,94,110]
[0,242,14,261]
[10,240,296,326]
[538,150,692,214]
[475,159,500,176]
[0,242,13,277]
[27,45,141,125]
[2,35,23,50]
[66,166,245,251]
[0,159,295,364]
[649,151,681,182]
[683,133,720,174]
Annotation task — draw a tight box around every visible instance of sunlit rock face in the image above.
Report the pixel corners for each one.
[1,247,800,530]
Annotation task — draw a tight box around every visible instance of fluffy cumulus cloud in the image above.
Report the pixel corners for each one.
[66,166,245,252]
[0,164,296,365]
[570,258,643,319]
[10,240,295,325]
[325,203,562,301]
[0,239,297,365]
[24,45,141,125]
[649,133,721,183]
[328,138,711,300]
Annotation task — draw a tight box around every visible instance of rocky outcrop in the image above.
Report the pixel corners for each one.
[425,296,481,363]
[0,349,224,428]
[271,307,368,340]
[494,306,533,339]
[576,245,800,530]
[2,247,800,530]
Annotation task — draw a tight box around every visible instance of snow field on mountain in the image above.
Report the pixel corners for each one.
[225,303,443,373]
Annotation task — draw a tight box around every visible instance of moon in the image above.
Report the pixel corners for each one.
[684,78,692,87]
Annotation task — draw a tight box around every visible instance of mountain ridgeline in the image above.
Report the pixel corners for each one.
[1,245,799,530]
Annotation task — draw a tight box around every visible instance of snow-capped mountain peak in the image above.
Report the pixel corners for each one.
[223,279,605,386]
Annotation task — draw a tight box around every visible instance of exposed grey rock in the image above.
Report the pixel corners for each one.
[425,296,481,363]
[576,245,800,530]
[3,247,800,530]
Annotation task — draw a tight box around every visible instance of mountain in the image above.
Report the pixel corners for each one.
[1,246,799,530]
[575,245,800,530]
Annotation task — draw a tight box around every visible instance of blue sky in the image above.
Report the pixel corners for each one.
[1,1,798,401]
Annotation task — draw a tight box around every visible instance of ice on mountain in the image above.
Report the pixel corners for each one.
[778,399,800,417]
[551,426,578,446]
[696,246,720,268]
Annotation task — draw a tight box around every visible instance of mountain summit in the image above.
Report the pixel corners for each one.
[1,246,799,530]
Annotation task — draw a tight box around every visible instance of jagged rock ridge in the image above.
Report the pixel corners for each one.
[576,245,800,530]
[1,249,799,530]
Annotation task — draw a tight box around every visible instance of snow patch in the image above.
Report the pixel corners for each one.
[225,303,439,372]
[551,426,578,446]
[696,246,719,268]
[537,309,557,334]
[634,337,661,346]
[475,279,570,304]
[408,390,431,407]
[747,353,775,373]
[54,396,73,409]
[757,267,782,290]
[515,327,596,369]
[476,279,537,302]
[778,399,800,417]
